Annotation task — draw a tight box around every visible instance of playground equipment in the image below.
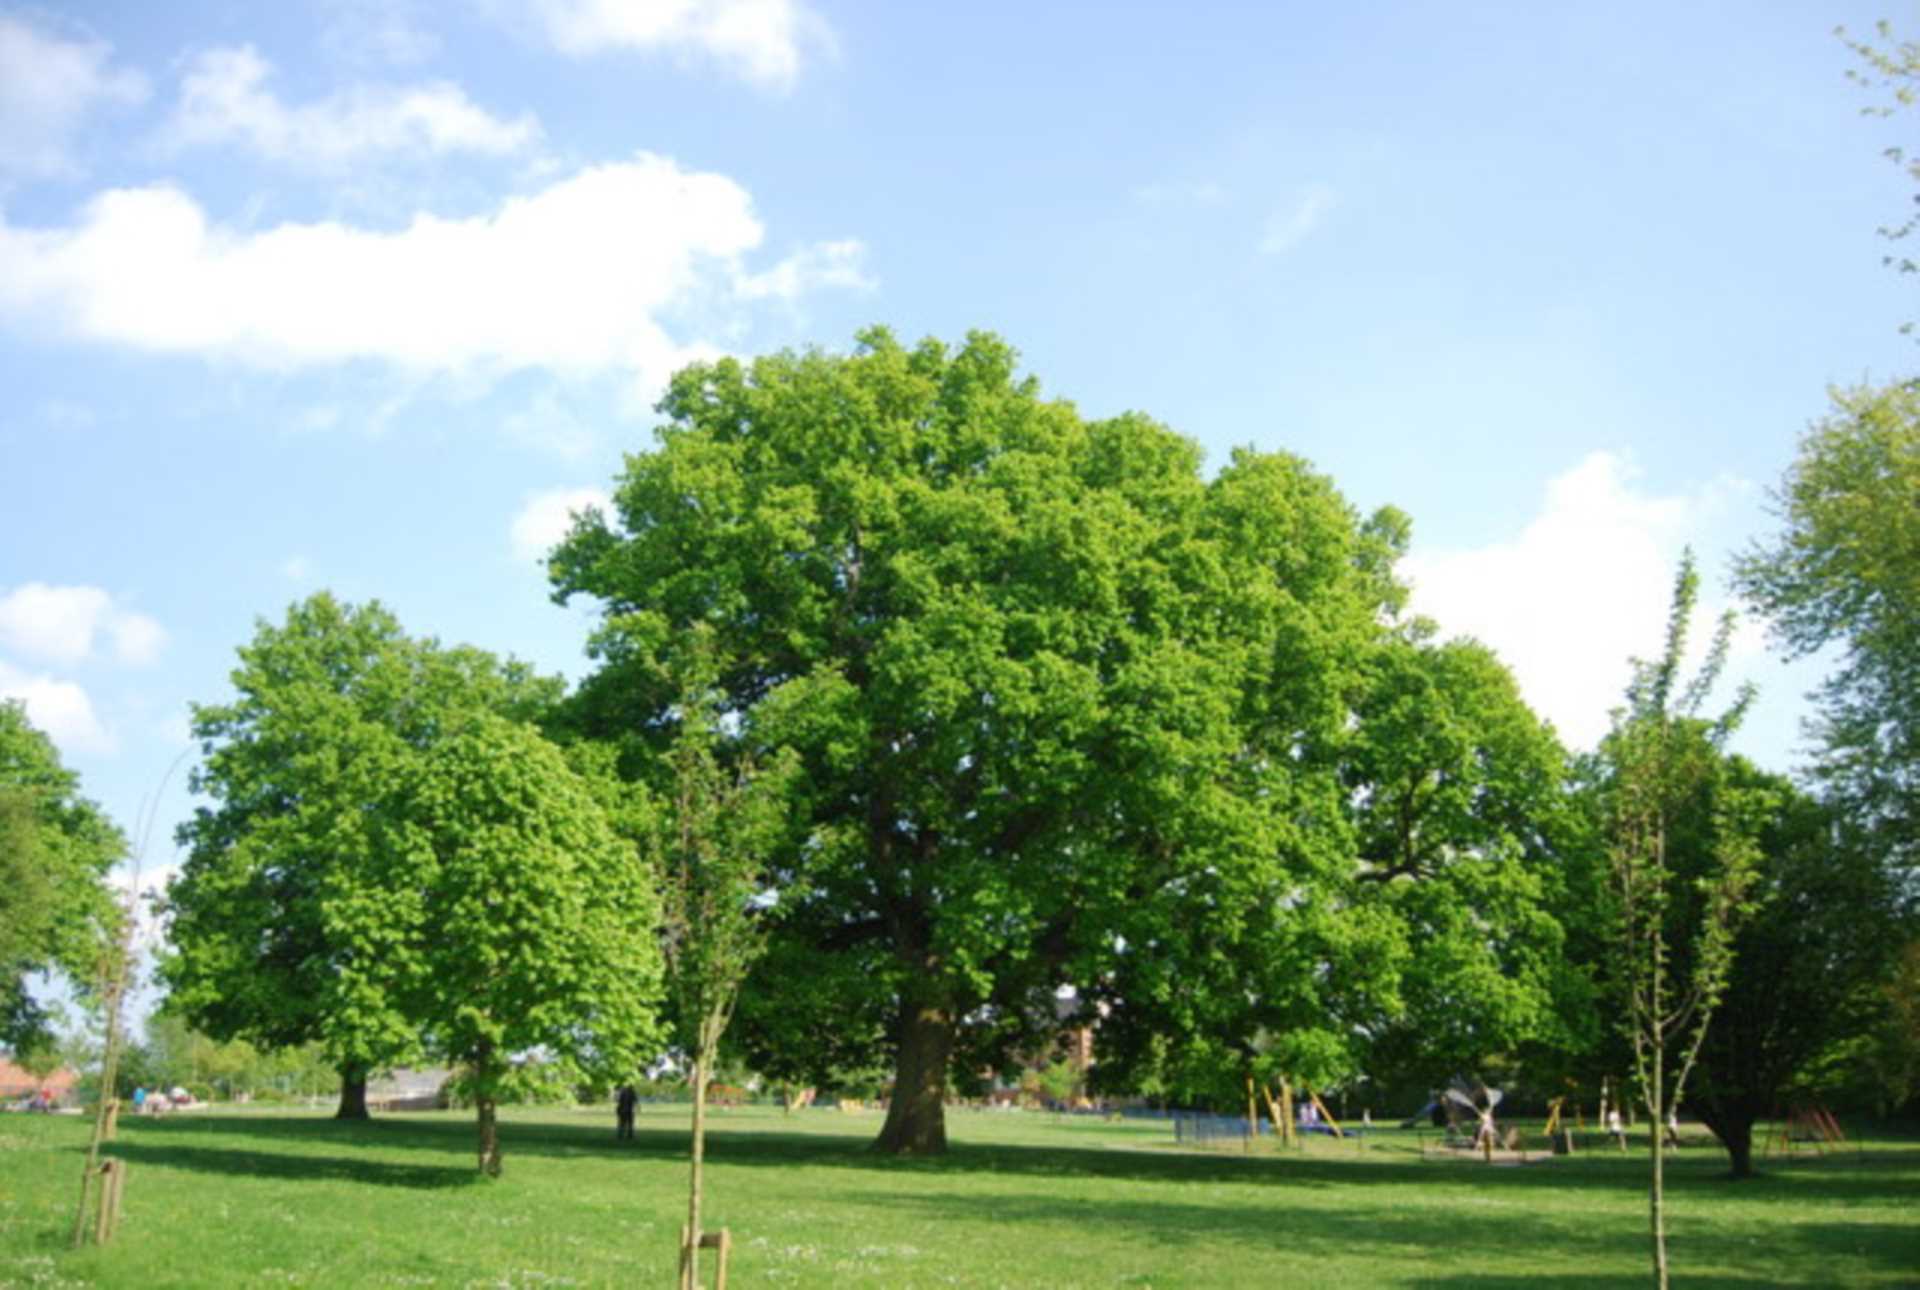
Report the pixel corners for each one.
[1443,1080,1504,1162]
[1544,1096,1575,1154]
[1765,1103,1848,1159]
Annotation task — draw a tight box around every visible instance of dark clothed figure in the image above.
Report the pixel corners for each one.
[616,1086,637,1140]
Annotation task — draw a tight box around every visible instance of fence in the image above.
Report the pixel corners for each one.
[1172,1112,1270,1145]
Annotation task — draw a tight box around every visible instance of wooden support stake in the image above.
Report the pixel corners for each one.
[680,1226,732,1290]
[1261,1083,1285,1139]
[90,1160,124,1246]
[109,1161,125,1240]
[92,1165,108,1247]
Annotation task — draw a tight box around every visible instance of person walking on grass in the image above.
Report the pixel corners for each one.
[1608,1107,1627,1151]
[616,1085,637,1141]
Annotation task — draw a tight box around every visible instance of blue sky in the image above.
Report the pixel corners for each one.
[2,1,1915,919]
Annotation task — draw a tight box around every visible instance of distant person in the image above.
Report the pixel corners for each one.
[131,1086,146,1114]
[1607,1108,1627,1151]
[616,1085,637,1140]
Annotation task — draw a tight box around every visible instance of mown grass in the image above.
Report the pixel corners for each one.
[1,1104,1915,1287]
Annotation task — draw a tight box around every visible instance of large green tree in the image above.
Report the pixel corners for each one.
[0,701,124,1054]
[1733,381,1920,867]
[551,328,1402,1153]
[357,715,663,1176]
[1087,628,1581,1117]
[1685,768,1905,1178]
[1342,632,1582,1082]
[162,594,562,1116]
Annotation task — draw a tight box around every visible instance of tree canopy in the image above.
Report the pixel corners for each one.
[1341,632,1584,1085]
[551,326,1555,1152]
[0,700,124,1054]
[360,714,664,1174]
[1686,766,1906,1177]
[1734,381,1920,869]
[162,593,567,1115]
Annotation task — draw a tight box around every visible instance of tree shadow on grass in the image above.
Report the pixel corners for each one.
[108,1115,1920,1212]
[1403,1220,1920,1290]
[100,1137,482,1190]
[838,1183,1920,1288]
[1401,1278,1836,1290]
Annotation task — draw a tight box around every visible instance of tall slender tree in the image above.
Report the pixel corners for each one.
[1597,554,1763,1289]
[654,637,797,1284]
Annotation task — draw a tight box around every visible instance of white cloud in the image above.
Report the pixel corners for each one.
[0,14,148,178]
[280,555,313,581]
[1258,183,1337,255]
[164,45,541,166]
[511,487,612,563]
[0,661,112,755]
[0,583,166,667]
[1401,452,1754,751]
[0,154,870,394]
[108,614,167,667]
[735,238,874,300]
[516,0,829,90]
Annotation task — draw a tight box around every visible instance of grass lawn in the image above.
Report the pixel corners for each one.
[1,1103,1916,1287]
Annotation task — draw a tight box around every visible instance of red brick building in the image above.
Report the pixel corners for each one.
[0,1058,78,1104]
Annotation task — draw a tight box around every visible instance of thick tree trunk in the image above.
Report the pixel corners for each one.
[872,998,954,1155]
[476,1096,501,1177]
[1724,1122,1755,1179]
[1712,1121,1758,1182]
[1700,1106,1757,1179]
[334,1068,369,1120]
